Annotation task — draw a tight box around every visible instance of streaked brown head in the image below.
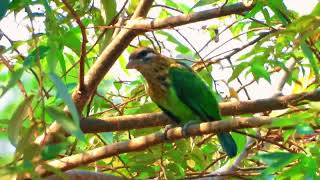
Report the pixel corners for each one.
[126,47,159,70]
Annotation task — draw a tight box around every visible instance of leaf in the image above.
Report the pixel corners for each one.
[165,0,190,14]
[157,31,190,54]
[301,41,319,77]
[245,1,263,18]
[41,143,67,160]
[62,28,81,54]
[250,58,271,83]
[267,0,290,25]
[48,73,80,127]
[257,152,301,175]
[128,0,139,14]
[118,55,129,75]
[23,46,50,68]
[8,95,34,146]
[1,68,24,97]
[232,131,247,154]
[124,103,158,115]
[228,62,249,82]
[46,106,85,141]
[0,0,9,20]
[192,0,218,9]
[296,124,314,135]
[262,8,271,25]
[282,129,295,142]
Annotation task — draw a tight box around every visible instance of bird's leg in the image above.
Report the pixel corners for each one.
[163,124,177,140]
[182,121,199,137]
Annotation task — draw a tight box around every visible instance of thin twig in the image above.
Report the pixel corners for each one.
[61,0,88,92]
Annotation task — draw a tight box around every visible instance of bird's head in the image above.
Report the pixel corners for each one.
[126,47,162,71]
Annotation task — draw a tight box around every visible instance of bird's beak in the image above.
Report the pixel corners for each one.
[126,59,136,69]
[126,59,142,69]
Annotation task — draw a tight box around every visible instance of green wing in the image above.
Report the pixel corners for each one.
[169,64,221,121]
[169,64,237,157]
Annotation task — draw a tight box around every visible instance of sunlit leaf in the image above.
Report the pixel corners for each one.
[228,62,249,82]
[191,0,218,10]
[46,106,85,141]
[301,41,319,77]
[49,73,80,127]
[245,1,263,18]
[257,152,301,175]
[1,68,24,97]
[157,31,190,54]
[8,95,34,146]
[250,58,271,83]
[23,46,50,68]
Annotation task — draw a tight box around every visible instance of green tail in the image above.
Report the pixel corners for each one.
[217,132,237,158]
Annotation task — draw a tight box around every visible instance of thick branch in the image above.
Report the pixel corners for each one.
[81,89,320,133]
[35,116,273,177]
[131,2,255,30]
[35,0,155,145]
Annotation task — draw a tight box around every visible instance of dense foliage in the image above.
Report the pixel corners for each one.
[0,0,319,179]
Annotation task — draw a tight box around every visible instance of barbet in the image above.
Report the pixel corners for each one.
[126,47,237,157]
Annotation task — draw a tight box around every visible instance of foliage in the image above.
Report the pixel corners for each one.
[0,0,319,179]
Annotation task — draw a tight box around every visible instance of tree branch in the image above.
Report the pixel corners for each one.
[34,116,273,177]
[80,89,320,133]
[131,2,255,31]
[61,0,88,92]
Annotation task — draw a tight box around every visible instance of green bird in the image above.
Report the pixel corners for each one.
[126,47,237,157]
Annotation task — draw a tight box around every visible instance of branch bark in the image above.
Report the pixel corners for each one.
[35,116,273,177]
[80,89,320,133]
[131,2,255,31]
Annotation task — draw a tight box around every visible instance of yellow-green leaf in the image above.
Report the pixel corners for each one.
[8,95,34,147]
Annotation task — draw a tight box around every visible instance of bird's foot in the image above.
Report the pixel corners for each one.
[182,121,199,137]
[164,124,176,140]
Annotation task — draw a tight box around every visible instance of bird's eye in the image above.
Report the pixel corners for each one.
[137,50,148,60]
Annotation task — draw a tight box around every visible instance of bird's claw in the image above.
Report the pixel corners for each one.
[164,124,175,140]
[182,121,198,137]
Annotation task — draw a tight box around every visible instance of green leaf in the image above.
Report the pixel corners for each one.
[41,143,67,160]
[301,41,319,77]
[1,68,24,97]
[62,28,81,54]
[272,112,313,127]
[262,8,271,25]
[257,152,301,175]
[250,58,271,82]
[157,31,190,54]
[245,1,263,18]
[232,132,247,155]
[128,0,139,14]
[296,124,314,135]
[282,129,295,142]
[228,62,249,82]
[124,103,158,115]
[192,0,218,9]
[165,0,190,14]
[118,55,129,75]
[267,0,290,25]
[48,73,80,127]
[46,106,85,141]
[23,46,50,68]
[0,0,10,20]
[8,95,34,146]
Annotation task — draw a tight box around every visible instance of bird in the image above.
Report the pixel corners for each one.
[126,47,237,157]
